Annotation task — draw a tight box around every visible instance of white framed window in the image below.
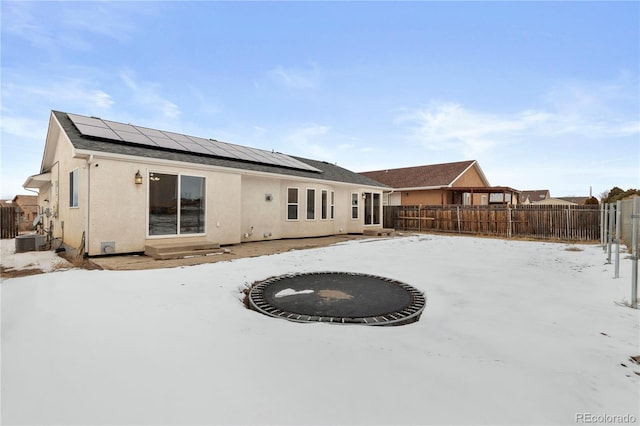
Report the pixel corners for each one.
[287,187,299,220]
[306,188,316,220]
[351,193,359,219]
[463,193,471,205]
[481,195,488,205]
[330,191,335,219]
[148,172,206,236]
[69,169,79,208]
[321,190,328,220]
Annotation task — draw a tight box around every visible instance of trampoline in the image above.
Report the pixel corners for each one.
[248,272,426,326]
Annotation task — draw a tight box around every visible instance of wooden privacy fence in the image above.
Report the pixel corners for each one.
[1,206,18,239]
[384,205,601,241]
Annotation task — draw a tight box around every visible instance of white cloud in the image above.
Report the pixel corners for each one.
[2,79,114,112]
[284,124,332,159]
[268,64,322,89]
[0,115,48,142]
[398,76,639,159]
[120,72,181,119]
[397,102,552,158]
[2,1,145,51]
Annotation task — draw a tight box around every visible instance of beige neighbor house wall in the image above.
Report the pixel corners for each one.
[401,190,449,205]
[452,166,485,187]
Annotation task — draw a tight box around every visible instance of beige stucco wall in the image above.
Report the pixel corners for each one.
[240,175,381,242]
[43,131,87,255]
[86,161,243,255]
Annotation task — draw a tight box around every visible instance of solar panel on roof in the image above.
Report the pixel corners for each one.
[136,126,167,138]
[146,135,186,151]
[103,120,139,133]
[113,130,158,147]
[207,140,246,160]
[218,143,257,162]
[230,144,273,163]
[177,141,215,156]
[160,131,193,144]
[67,113,106,128]
[74,123,123,140]
[67,112,321,172]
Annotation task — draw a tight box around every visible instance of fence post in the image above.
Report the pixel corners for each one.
[600,204,605,245]
[508,206,512,238]
[603,204,608,251]
[607,203,614,263]
[456,206,461,233]
[631,197,639,309]
[615,201,621,278]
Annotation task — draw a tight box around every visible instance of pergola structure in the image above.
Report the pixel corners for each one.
[442,186,521,205]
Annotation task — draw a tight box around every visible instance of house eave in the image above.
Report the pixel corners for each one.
[73,149,388,191]
[23,172,52,189]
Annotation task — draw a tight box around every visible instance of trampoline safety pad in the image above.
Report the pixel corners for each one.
[248,272,426,326]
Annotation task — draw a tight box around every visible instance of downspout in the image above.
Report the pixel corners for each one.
[85,155,94,257]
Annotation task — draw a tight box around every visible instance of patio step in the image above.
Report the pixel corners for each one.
[144,242,223,260]
[362,228,395,237]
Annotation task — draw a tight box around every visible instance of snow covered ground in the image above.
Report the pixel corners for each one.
[2,234,639,425]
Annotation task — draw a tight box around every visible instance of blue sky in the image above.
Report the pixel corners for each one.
[1,1,638,199]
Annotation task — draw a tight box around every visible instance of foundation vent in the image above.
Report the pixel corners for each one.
[100,241,116,255]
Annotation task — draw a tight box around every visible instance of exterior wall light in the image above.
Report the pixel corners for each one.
[135,170,143,185]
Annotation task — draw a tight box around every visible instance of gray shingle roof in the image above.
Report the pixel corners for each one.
[53,111,387,188]
[359,160,477,188]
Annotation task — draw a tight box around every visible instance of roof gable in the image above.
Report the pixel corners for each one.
[359,160,489,189]
[521,190,551,203]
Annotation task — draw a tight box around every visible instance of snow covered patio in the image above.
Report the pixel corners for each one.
[2,234,639,425]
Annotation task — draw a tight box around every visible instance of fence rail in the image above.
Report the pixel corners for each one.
[385,204,601,241]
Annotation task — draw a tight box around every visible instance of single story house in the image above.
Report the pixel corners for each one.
[359,160,520,206]
[532,197,578,206]
[520,190,551,204]
[557,196,589,205]
[0,195,39,234]
[12,195,39,231]
[24,111,388,257]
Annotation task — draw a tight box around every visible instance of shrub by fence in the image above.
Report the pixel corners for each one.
[384,204,601,241]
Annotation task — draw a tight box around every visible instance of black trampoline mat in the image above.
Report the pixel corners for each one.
[249,272,426,326]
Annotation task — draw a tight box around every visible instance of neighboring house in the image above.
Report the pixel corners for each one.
[12,195,39,231]
[521,190,551,204]
[24,111,388,256]
[359,160,520,206]
[532,198,578,206]
[557,196,589,205]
